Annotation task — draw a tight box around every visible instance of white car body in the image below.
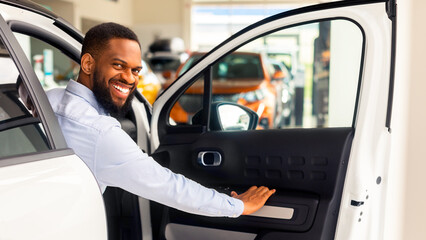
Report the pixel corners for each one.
[0,154,107,239]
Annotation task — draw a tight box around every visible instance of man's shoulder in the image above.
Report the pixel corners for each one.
[46,87,65,95]
[46,87,65,101]
[46,87,120,132]
[60,103,120,133]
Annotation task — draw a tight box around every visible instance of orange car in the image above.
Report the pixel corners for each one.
[165,51,289,129]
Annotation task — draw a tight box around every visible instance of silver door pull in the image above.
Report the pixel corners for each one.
[198,151,222,166]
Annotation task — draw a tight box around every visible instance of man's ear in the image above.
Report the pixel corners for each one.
[81,53,95,74]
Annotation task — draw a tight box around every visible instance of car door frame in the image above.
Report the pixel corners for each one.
[150,0,396,240]
[0,11,67,149]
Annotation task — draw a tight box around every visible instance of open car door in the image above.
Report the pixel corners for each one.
[150,0,396,239]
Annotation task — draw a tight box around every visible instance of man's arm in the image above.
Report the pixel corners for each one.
[231,186,276,215]
[95,126,247,217]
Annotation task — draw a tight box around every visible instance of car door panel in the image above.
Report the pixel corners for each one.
[0,151,108,239]
[153,127,353,238]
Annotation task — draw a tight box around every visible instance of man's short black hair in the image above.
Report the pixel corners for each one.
[81,22,141,59]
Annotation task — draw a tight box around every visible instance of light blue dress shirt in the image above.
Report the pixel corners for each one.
[46,80,244,218]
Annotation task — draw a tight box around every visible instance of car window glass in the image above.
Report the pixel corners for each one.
[170,19,363,130]
[168,76,204,125]
[0,37,50,158]
[14,33,79,90]
[228,19,363,129]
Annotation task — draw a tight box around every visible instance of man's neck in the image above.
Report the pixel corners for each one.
[76,75,93,91]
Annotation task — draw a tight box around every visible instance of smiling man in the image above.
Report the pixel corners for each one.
[78,27,142,118]
[47,22,275,219]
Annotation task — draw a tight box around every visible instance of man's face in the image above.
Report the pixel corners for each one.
[91,38,142,117]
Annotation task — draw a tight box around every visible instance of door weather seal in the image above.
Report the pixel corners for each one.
[385,0,397,132]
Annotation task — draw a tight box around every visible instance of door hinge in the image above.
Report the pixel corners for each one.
[386,0,397,19]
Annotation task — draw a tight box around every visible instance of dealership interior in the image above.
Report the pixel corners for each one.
[25,0,426,239]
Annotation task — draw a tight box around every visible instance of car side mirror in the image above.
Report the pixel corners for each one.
[192,102,259,131]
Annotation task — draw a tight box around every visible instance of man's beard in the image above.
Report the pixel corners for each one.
[92,70,135,118]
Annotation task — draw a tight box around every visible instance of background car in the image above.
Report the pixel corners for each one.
[137,60,161,105]
[268,58,295,126]
[144,37,189,84]
[164,51,288,129]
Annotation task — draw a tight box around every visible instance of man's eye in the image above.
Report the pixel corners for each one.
[132,69,141,75]
[114,63,123,68]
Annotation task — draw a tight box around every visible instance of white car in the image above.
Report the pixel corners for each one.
[0,0,396,240]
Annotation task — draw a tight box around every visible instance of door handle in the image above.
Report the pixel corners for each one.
[197,151,222,166]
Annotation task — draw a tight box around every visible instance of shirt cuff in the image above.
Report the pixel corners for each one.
[228,198,244,218]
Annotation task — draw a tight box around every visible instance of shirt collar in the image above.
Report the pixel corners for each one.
[65,80,109,116]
